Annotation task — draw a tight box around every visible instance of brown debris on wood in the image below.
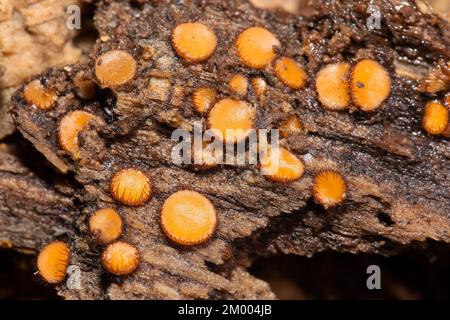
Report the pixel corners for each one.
[1,0,450,299]
[0,0,83,139]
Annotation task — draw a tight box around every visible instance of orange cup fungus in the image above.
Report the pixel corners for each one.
[315,63,351,110]
[260,147,304,183]
[422,101,449,135]
[37,241,71,284]
[58,110,99,159]
[280,114,303,138]
[192,87,216,114]
[208,99,255,143]
[160,190,218,246]
[95,50,137,88]
[351,59,391,111]
[229,74,249,96]
[172,22,217,62]
[89,208,123,244]
[24,80,57,110]
[444,94,450,107]
[101,241,140,276]
[236,27,280,69]
[274,57,307,90]
[74,76,96,100]
[192,142,221,168]
[313,170,347,208]
[110,168,152,206]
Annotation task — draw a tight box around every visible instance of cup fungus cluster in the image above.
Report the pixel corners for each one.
[315,59,391,112]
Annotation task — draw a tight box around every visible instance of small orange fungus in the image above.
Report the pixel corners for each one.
[161,190,217,246]
[89,208,123,244]
[172,22,217,62]
[95,50,136,88]
[315,63,351,110]
[37,241,70,284]
[313,170,347,208]
[208,99,254,143]
[192,87,216,114]
[192,142,221,168]
[422,101,449,135]
[280,114,303,138]
[274,57,307,89]
[110,169,152,206]
[101,241,140,276]
[58,110,99,159]
[252,77,267,96]
[229,74,248,96]
[236,27,280,69]
[24,80,57,110]
[351,59,391,111]
[260,147,304,183]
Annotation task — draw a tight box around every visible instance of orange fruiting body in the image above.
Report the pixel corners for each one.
[315,63,351,110]
[422,101,449,135]
[229,74,248,96]
[252,77,267,97]
[37,241,71,284]
[24,80,57,110]
[351,59,391,111]
[236,27,280,69]
[313,170,347,208]
[110,169,152,206]
[95,50,136,88]
[260,147,304,182]
[172,22,217,62]
[161,190,217,246]
[89,208,123,244]
[58,110,99,159]
[208,99,255,143]
[274,57,307,89]
[192,87,216,114]
[101,241,140,276]
[444,94,450,107]
[74,76,96,100]
[280,114,303,138]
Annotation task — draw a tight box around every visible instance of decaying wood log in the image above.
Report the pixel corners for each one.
[0,0,82,139]
[1,0,449,299]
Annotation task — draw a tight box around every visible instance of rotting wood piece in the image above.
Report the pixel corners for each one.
[5,0,450,300]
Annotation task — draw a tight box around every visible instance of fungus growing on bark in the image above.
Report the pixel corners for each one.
[315,63,351,111]
[172,22,217,62]
[351,59,391,111]
[235,27,280,69]
[24,80,57,110]
[37,241,71,284]
[161,190,218,246]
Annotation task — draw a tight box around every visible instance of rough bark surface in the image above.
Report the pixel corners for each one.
[1,0,449,299]
[0,0,82,139]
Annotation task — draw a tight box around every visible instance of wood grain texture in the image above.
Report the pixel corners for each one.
[2,0,450,299]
